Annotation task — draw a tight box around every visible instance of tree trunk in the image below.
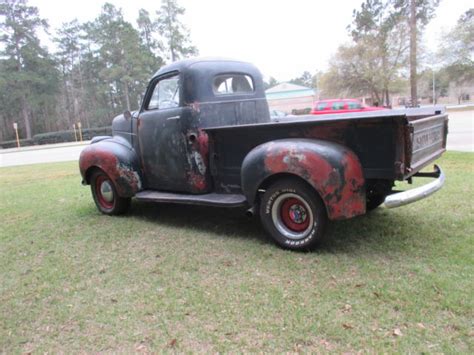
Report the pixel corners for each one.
[0,114,7,141]
[171,46,176,62]
[409,0,417,106]
[166,1,176,62]
[372,90,381,106]
[124,82,131,111]
[13,26,32,138]
[109,91,115,115]
[76,60,91,129]
[63,75,72,127]
[72,83,79,121]
[21,95,32,139]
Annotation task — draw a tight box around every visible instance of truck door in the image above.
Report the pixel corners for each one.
[138,73,190,192]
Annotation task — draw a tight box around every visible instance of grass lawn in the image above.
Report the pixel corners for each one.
[0,152,473,353]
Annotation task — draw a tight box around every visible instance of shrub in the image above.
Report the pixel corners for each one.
[33,126,112,145]
[291,108,312,115]
[0,139,35,149]
[1,127,113,148]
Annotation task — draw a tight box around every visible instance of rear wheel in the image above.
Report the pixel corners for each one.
[90,170,130,215]
[259,178,328,251]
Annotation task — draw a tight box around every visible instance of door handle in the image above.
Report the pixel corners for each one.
[167,116,180,121]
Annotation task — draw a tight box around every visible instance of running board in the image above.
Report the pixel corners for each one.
[135,190,247,207]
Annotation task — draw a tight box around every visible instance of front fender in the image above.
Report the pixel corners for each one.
[241,139,366,220]
[79,136,142,197]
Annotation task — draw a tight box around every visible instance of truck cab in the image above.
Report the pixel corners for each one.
[80,58,448,251]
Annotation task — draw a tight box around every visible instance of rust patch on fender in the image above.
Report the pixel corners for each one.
[326,150,365,219]
[79,144,141,197]
[263,143,365,220]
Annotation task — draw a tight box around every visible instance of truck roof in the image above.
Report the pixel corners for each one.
[151,57,267,107]
[152,57,258,79]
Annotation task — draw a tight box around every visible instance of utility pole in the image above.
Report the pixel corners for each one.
[409,0,417,107]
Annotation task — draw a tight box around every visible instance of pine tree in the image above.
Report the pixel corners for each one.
[136,9,165,73]
[0,0,59,139]
[54,20,84,127]
[137,9,161,53]
[349,0,409,106]
[155,0,198,62]
[393,0,440,106]
[87,3,158,113]
[438,9,474,104]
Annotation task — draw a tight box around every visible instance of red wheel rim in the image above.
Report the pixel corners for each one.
[95,175,114,209]
[280,197,310,232]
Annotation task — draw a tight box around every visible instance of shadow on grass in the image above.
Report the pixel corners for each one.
[130,201,265,242]
[127,201,422,254]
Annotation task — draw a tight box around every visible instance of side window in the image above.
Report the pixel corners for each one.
[316,102,328,110]
[147,74,180,110]
[332,101,345,110]
[213,74,254,95]
[347,101,362,109]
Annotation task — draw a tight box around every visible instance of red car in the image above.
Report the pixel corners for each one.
[311,99,387,115]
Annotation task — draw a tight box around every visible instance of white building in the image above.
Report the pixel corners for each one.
[265,83,316,113]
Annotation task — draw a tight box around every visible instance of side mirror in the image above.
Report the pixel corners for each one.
[123,110,132,120]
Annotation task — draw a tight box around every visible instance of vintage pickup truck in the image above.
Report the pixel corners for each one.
[79,58,448,250]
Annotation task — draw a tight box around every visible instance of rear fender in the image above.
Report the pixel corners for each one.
[79,136,142,197]
[241,139,366,220]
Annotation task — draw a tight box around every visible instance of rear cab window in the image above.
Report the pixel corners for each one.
[213,74,254,95]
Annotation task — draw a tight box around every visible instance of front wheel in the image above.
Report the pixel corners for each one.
[90,169,130,215]
[259,178,328,251]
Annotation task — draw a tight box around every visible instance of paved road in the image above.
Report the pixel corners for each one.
[446,110,474,152]
[0,141,90,168]
[1,110,472,168]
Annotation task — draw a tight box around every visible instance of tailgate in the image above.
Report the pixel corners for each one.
[407,113,448,175]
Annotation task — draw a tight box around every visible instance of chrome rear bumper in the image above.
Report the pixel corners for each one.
[383,165,445,208]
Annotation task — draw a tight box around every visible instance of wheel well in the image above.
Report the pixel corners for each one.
[84,166,101,185]
[258,173,303,191]
[256,173,328,215]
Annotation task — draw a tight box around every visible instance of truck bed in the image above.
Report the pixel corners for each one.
[205,107,448,193]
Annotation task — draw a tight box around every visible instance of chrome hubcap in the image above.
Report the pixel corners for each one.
[271,193,314,240]
[100,180,114,202]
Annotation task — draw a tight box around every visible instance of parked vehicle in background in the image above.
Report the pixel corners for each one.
[311,99,387,115]
[79,58,448,251]
[398,97,421,108]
